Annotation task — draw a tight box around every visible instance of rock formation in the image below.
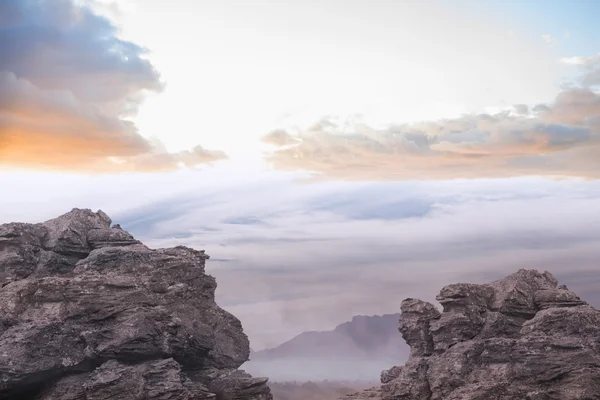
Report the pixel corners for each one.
[343,269,600,400]
[0,209,272,400]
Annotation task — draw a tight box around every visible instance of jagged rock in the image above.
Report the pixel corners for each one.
[398,299,440,357]
[533,288,587,309]
[37,359,215,400]
[343,386,382,399]
[380,365,402,384]
[0,209,272,400]
[198,369,272,399]
[380,358,431,400]
[486,269,558,318]
[344,269,600,400]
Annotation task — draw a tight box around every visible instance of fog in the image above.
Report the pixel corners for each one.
[124,177,600,350]
[243,357,403,382]
[2,173,599,366]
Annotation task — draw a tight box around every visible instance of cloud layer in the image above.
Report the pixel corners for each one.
[106,177,600,349]
[1,170,599,350]
[0,0,226,172]
[264,65,600,180]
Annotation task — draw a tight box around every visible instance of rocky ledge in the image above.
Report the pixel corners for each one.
[344,269,600,400]
[0,209,272,400]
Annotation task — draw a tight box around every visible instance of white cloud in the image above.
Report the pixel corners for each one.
[262,88,600,181]
[0,0,226,172]
[561,54,600,66]
[541,33,554,46]
[119,178,600,348]
[4,171,598,349]
[560,53,600,88]
[112,0,563,156]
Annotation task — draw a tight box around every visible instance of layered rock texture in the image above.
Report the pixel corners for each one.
[0,209,272,400]
[344,269,600,400]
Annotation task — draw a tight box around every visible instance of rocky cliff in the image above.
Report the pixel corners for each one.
[344,269,600,400]
[0,209,272,400]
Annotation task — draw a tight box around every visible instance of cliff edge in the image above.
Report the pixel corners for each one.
[0,208,272,400]
[344,269,600,400]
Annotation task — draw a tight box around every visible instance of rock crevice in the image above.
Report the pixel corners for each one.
[345,269,600,400]
[0,209,272,400]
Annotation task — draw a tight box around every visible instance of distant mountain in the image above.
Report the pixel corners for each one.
[243,314,409,381]
[252,314,406,359]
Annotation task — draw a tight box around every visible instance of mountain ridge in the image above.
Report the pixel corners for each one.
[253,313,404,358]
[245,313,409,381]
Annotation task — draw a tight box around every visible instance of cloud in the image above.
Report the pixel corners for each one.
[263,129,303,147]
[561,54,600,66]
[143,181,600,350]
[100,177,600,349]
[262,88,600,180]
[2,170,600,350]
[541,88,600,125]
[0,0,226,172]
[561,53,600,88]
[541,34,554,46]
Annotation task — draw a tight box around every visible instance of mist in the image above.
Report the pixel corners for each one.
[243,357,402,382]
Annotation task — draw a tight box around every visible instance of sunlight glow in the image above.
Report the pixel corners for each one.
[105,0,564,165]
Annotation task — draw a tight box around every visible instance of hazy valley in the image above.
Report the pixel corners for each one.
[245,314,407,381]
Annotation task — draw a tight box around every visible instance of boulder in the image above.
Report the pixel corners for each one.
[344,269,600,400]
[0,209,272,400]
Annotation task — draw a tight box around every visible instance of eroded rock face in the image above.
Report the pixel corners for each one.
[0,209,272,400]
[343,269,600,400]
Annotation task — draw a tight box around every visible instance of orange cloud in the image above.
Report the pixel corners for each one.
[0,1,226,173]
[263,89,600,180]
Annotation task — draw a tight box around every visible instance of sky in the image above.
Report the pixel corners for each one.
[1,0,600,350]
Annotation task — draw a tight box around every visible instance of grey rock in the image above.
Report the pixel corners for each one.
[86,226,141,249]
[343,386,382,399]
[380,357,431,400]
[37,359,216,400]
[0,209,272,400]
[196,369,273,400]
[436,283,494,312]
[398,299,440,357]
[533,288,587,309]
[486,269,558,318]
[345,269,600,400]
[380,365,402,384]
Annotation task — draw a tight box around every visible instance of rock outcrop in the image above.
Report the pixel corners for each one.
[0,209,272,400]
[344,269,600,400]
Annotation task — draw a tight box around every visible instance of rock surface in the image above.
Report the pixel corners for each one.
[343,269,600,400]
[0,209,272,400]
